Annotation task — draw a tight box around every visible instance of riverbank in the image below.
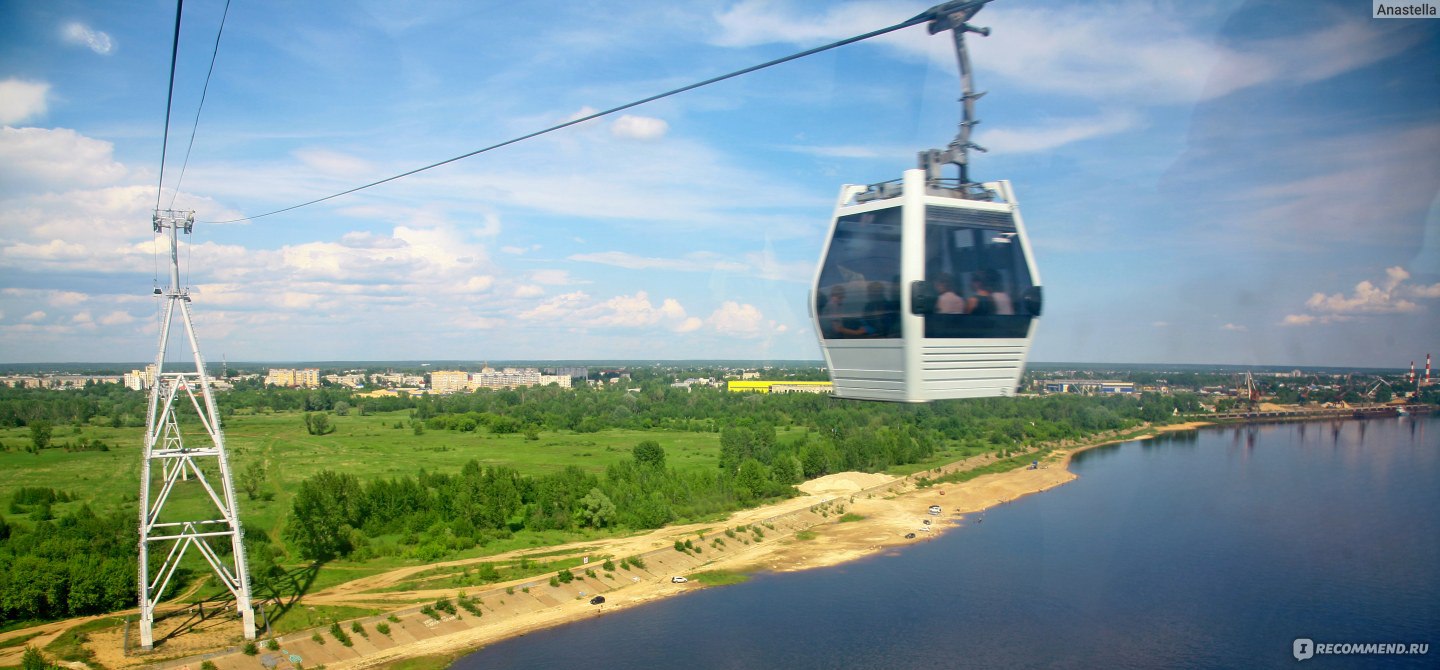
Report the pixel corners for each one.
[66,422,1208,670]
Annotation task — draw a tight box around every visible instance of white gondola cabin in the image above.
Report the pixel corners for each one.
[811,168,1041,402]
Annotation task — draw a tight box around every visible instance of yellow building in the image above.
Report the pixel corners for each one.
[430,370,471,394]
[265,368,321,388]
[727,380,833,394]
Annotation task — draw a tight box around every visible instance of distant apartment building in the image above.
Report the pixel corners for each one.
[265,368,321,388]
[323,373,366,388]
[429,367,572,394]
[124,364,158,391]
[543,366,589,380]
[371,372,426,387]
[430,370,471,394]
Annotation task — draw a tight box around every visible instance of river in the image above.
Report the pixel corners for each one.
[455,416,1438,669]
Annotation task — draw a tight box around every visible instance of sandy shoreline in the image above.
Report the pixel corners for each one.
[15,421,1210,670]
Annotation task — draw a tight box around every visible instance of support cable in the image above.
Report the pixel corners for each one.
[170,0,234,210]
[155,0,186,211]
[205,8,946,224]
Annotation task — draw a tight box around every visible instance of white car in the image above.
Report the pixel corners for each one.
[671,576,688,583]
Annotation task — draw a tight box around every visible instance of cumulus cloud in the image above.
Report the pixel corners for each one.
[62,22,114,55]
[518,290,702,333]
[0,127,128,191]
[0,79,50,125]
[610,115,670,141]
[1282,266,1440,325]
[707,301,767,335]
[97,310,136,326]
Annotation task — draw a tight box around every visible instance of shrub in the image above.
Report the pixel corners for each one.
[329,622,352,647]
[435,598,456,615]
[557,570,574,584]
[506,586,515,595]
[674,540,686,552]
[629,556,646,569]
[549,576,559,587]
[351,621,366,637]
[602,558,616,571]
[312,632,325,645]
[266,638,281,650]
[376,622,391,636]
[387,614,401,623]
[201,662,218,670]
[420,605,440,621]
[243,641,259,656]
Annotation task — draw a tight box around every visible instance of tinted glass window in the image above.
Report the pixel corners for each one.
[922,208,1036,338]
[816,208,901,339]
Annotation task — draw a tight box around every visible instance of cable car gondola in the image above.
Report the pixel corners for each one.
[811,1,1042,403]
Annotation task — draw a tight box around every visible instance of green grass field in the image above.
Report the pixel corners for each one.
[0,410,723,535]
[0,410,727,618]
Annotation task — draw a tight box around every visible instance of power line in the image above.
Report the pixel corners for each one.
[206,10,937,224]
[170,0,234,210]
[155,0,186,212]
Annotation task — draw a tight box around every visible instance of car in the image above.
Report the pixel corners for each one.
[904,532,916,539]
[922,519,931,525]
[671,576,688,583]
[589,595,605,605]
[928,505,942,515]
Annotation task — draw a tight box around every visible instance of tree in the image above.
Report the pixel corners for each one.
[735,458,772,501]
[577,488,616,528]
[304,412,335,436]
[284,470,362,560]
[632,440,665,469]
[333,401,351,416]
[239,461,266,500]
[29,420,52,451]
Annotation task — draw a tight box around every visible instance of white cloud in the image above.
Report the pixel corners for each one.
[610,115,669,141]
[293,148,374,178]
[0,127,129,191]
[530,269,578,286]
[0,79,50,125]
[97,310,136,326]
[1221,323,1247,332]
[1284,266,1440,327]
[979,111,1138,154]
[712,2,1416,105]
[707,301,766,335]
[61,22,114,55]
[518,290,702,332]
[22,311,47,322]
[513,284,544,298]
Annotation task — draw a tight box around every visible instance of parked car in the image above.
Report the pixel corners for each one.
[928,505,942,515]
[671,576,688,583]
[904,532,917,539]
[590,595,605,605]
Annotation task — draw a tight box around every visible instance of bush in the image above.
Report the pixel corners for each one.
[351,621,366,637]
[201,662,218,670]
[602,558,616,571]
[329,622,352,647]
[387,614,401,623]
[420,605,440,621]
[266,639,281,651]
[629,556,646,569]
[548,576,559,587]
[376,622,391,636]
[557,570,574,584]
[243,641,259,656]
[312,632,325,645]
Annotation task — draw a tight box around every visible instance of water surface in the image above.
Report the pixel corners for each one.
[457,417,1438,669]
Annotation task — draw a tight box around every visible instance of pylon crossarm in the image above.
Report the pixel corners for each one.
[149,529,242,542]
[152,519,231,528]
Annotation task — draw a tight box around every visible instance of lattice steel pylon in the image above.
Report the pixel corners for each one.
[138,210,255,649]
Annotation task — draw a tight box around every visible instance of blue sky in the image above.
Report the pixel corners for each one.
[0,0,1436,367]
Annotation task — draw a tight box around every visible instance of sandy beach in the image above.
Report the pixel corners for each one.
[5,422,1208,670]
